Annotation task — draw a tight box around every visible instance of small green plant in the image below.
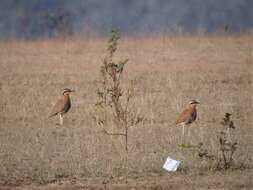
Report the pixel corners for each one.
[194,113,237,170]
[217,113,237,169]
[95,30,141,152]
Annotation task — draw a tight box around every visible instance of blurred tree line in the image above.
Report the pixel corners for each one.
[0,0,252,39]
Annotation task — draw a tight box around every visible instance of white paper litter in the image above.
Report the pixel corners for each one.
[163,156,181,172]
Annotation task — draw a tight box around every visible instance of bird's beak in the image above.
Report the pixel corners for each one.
[195,101,200,104]
[70,90,75,92]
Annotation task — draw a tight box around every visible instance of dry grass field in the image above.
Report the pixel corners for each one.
[0,34,252,189]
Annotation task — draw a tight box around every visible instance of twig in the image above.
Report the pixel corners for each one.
[103,129,126,137]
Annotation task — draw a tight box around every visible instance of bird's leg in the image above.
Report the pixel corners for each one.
[59,114,63,125]
[199,124,203,142]
[188,126,191,142]
[198,123,204,142]
[182,123,185,144]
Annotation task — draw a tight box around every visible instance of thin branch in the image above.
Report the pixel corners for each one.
[103,129,126,136]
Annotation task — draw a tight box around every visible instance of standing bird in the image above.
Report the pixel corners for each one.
[175,100,200,140]
[49,88,74,125]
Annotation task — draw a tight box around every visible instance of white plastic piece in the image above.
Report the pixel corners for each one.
[163,156,181,172]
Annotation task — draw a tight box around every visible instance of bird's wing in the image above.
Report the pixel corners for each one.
[175,108,193,125]
[49,98,65,117]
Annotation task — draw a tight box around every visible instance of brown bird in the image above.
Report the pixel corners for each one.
[175,100,200,140]
[49,88,74,125]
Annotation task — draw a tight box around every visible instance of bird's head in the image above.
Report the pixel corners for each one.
[188,100,200,108]
[62,88,74,95]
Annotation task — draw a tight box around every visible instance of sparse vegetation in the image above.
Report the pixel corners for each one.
[193,113,239,170]
[217,113,237,169]
[95,30,141,152]
[0,34,252,189]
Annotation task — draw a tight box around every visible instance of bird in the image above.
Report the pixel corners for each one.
[175,100,200,141]
[49,88,74,125]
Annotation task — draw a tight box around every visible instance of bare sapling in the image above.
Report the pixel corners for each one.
[95,30,141,152]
